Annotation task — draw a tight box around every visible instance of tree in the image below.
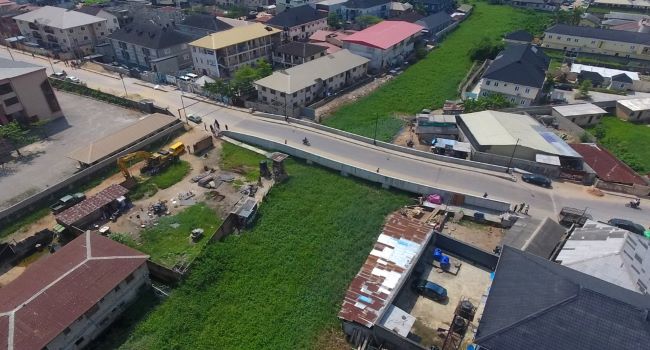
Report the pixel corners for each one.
[463,94,514,113]
[357,15,382,29]
[203,59,273,100]
[256,59,272,78]
[542,73,555,93]
[0,121,37,157]
[578,79,592,98]
[327,12,343,29]
[555,8,584,26]
[469,37,504,61]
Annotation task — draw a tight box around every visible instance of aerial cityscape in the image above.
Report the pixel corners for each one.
[1,0,650,349]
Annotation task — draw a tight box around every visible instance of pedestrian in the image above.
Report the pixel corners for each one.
[518,203,525,213]
[203,123,207,131]
[284,139,287,144]
[209,125,214,133]
[215,120,220,129]
[225,124,228,130]
[512,204,519,212]
[285,115,288,122]
[483,192,488,198]
[31,53,34,58]
[376,168,380,173]
[524,204,530,215]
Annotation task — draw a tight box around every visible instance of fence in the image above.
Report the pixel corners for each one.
[471,151,561,178]
[147,260,183,284]
[459,59,489,100]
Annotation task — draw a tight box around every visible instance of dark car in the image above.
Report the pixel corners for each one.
[412,279,447,302]
[607,218,646,235]
[187,114,202,124]
[521,173,552,188]
[555,83,574,91]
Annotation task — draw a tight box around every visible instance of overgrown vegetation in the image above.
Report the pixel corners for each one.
[120,159,409,349]
[0,121,38,158]
[469,37,504,61]
[219,142,263,182]
[49,78,140,108]
[0,207,49,240]
[203,60,272,100]
[357,15,383,29]
[130,161,191,200]
[110,203,222,268]
[463,93,514,112]
[323,3,551,141]
[588,117,650,174]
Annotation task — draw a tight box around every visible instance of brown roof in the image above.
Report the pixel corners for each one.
[66,113,178,165]
[0,232,147,350]
[338,213,433,327]
[55,184,128,226]
[570,143,647,186]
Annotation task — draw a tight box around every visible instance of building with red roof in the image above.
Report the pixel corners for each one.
[570,143,647,186]
[0,232,149,350]
[341,20,423,70]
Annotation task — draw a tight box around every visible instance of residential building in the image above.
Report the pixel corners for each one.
[610,72,634,90]
[309,29,352,53]
[266,5,328,42]
[254,49,368,112]
[578,70,605,87]
[551,103,607,127]
[275,0,318,12]
[0,57,62,125]
[0,231,149,350]
[570,64,640,91]
[473,246,650,350]
[555,220,650,294]
[408,0,455,14]
[478,43,550,106]
[76,5,120,33]
[273,41,327,67]
[503,0,561,11]
[107,22,193,74]
[13,6,109,57]
[315,0,349,15]
[176,14,233,38]
[341,0,391,21]
[389,1,413,17]
[543,24,650,61]
[593,0,650,10]
[617,97,650,122]
[189,23,281,78]
[0,3,36,38]
[414,113,459,143]
[386,10,424,23]
[504,30,533,44]
[570,143,648,186]
[415,11,452,37]
[342,20,423,71]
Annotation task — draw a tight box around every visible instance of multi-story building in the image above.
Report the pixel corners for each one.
[275,0,318,12]
[543,24,650,61]
[75,5,120,34]
[13,6,108,58]
[0,57,62,125]
[478,43,550,106]
[254,49,368,113]
[273,41,327,67]
[341,20,423,71]
[0,232,150,350]
[176,14,233,38]
[341,0,391,21]
[266,5,328,42]
[189,23,281,78]
[107,22,193,74]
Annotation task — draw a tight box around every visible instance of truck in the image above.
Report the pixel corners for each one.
[50,193,86,214]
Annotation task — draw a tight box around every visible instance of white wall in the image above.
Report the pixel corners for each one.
[344,36,416,71]
[543,32,650,61]
[478,78,540,106]
[191,46,220,77]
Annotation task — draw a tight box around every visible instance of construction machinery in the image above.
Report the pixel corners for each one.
[117,142,186,180]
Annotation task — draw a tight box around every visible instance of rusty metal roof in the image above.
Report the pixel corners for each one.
[338,213,433,327]
[55,184,128,226]
[0,232,148,350]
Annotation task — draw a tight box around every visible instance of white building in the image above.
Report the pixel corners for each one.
[341,20,423,71]
[555,220,650,294]
[266,5,328,42]
[616,98,650,122]
[75,6,120,34]
[13,6,109,58]
[552,103,607,127]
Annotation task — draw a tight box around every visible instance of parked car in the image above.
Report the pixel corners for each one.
[51,71,66,79]
[555,83,573,91]
[607,218,646,235]
[50,193,86,214]
[412,279,447,302]
[187,114,202,124]
[65,76,80,83]
[521,173,552,188]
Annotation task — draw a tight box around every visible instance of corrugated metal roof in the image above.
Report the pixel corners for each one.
[570,63,639,80]
[342,21,423,50]
[570,143,647,185]
[552,103,607,117]
[55,184,128,226]
[0,232,147,350]
[617,97,650,111]
[338,213,433,327]
[13,6,105,29]
[0,57,43,80]
[189,23,280,50]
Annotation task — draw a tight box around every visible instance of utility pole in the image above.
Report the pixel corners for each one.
[5,45,14,61]
[373,113,379,145]
[180,92,186,120]
[506,138,520,172]
[47,56,55,73]
[119,73,128,97]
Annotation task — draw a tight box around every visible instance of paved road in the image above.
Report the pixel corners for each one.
[2,48,647,227]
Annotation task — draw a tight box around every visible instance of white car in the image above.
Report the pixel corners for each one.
[66,76,80,83]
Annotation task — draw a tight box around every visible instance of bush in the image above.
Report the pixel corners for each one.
[469,37,504,61]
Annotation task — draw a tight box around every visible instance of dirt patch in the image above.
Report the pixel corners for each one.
[444,219,504,252]
[393,125,432,151]
[316,75,393,121]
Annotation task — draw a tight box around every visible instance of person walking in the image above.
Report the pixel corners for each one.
[524,204,530,215]
[483,192,488,198]
[518,203,525,213]
[225,124,228,130]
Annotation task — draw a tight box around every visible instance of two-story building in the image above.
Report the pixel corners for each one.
[543,24,650,61]
[75,5,120,34]
[0,57,62,125]
[341,20,423,71]
[273,41,327,67]
[13,6,108,58]
[478,43,550,106]
[341,0,391,22]
[107,22,193,74]
[254,49,368,114]
[266,5,328,42]
[190,23,281,78]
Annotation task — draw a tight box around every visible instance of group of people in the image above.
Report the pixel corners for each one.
[514,202,529,215]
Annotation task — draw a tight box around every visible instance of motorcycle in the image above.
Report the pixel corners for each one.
[302,138,310,146]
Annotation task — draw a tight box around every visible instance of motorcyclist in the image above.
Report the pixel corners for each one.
[634,198,641,207]
[302,137,309,145]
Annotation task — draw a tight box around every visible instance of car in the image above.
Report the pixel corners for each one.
[65,76,80,83]
[51,71,66,79]
[412,279,447,302]
[555,83,574,91]
[187,114,202,124]
[521,173,552,188]
[607,218,646,235]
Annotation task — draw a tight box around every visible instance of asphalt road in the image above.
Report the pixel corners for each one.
[2,48,647,227]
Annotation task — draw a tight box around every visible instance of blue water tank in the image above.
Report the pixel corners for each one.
[440,255,451,270]
[433,248,443,261]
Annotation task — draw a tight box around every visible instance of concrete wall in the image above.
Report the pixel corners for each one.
[595,179,650,197]
[472,151,561,178]
[223,130,512,213]
[146,260,182,284]
[434,232,499,270]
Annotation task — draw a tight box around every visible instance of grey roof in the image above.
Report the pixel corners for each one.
[612,72,634,83]
[483,43,549,88]
[13,6,105,29]
[504,30,533,42]
[343,0,391,8]
[475,246,650,350]
[578,70,605,84]
[275,41,327,57]
[0,57,43,80]
[546,24,650,45]
[415,11,452,31]
[75,6,103,16]
[387,11,424,23]
[179,14,232,32]
[108,22,193,49]
[266,5,327,28]
[521,217,566,259]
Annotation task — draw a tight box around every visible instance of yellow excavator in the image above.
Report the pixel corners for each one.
[117,142,186,180]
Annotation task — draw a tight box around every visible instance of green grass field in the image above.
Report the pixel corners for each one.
[111,203,222,268]
[129,160,191,200]
[219,142,263,181]
[323,3,550,141]
[589,117,650,174]
[119,160,409,349]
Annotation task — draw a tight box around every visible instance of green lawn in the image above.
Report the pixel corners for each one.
[219,142,263,181]
[323,3,551,141]
[588,117,650,174]
[120,160,409,349]
[130,160,191,200]
[111,203,222,268]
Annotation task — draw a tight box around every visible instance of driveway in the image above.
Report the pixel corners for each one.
[0,91,144,209]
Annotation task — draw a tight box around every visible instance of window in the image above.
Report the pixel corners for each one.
[4,96,19,106]
[85,304,100,318]
[280,92,286,97]
[494,82,499,87]
[261,86,266,92]
[525,87,530,93]
[100,32,104,36]
[114,285,121,293]
[69,28,74,33]
[520,100,525,105]
[119,42,127,50]
[125,273,135,284]
[142,47,151,56]
[591,40,596,44]
[293,92,297,97]
[0,83,12,95]
[80,26,85,31]
[83,36,88,40]
[262,96,267,102]
[631,45,636,49]
[635,253,643,264]
[574,39,578,42]
[566,37,571,42]
[548,35,552,39]
[63,327,71,335]
[556,36,561,40]
[485,80,490,86]
[514,86,519,91]
[74,337,85,346]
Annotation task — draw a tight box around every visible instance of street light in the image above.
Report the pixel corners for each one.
[5,45,14,61]
[119,73,128,97]
[506,138,520,173]
[373,113,379,145]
